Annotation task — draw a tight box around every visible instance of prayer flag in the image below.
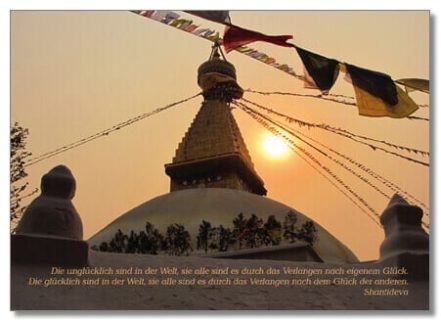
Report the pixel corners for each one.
[302,67,320,90]
[223,25,293,53]
[185,11,231,25]
[396,78,429,94]
[295,46,339,92]
[346,64,398,106]
[150,11,170,23]
[352,84,418,118]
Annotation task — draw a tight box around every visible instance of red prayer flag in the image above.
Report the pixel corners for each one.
[223,25,293,53]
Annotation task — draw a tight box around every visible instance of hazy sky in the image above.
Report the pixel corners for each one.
[11,10,429,260]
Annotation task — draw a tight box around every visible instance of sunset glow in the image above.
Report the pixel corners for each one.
[262,134,290,158]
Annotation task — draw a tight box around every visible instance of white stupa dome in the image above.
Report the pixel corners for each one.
[89,188,358,263]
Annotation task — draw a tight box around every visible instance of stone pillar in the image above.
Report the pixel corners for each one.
[12,165,88,266]
[378,194,429,280]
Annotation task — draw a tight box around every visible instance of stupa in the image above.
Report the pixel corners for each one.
[164,47,266,195]
[89,45,358,263]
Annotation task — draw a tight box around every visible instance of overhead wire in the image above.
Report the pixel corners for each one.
[25,93,201,167]
[245,89,430,124]
[407,116,430,121]
[324,127,429,157]
[241,97,429,166]
[245,89,357,106]
[237,101,393,200]
[245,89,430,109]
[278,119,429,213]
[245,104,430,228]
[233,101,382,227]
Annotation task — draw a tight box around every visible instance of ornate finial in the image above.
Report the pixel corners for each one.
[209,42,224,61]
[209,45,221,61]
[198,45,243,101]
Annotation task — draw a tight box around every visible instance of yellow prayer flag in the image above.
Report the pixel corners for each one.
[339,63,347,73]
[353,84,419,118]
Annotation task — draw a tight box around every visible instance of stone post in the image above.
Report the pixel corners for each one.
[378,194,429,280]
[12,165,88,266]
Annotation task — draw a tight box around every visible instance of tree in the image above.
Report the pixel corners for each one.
[296,220,318,246]
[196,220,212,253]
[218,225,233,252]
[283,211,299,243]
[10,122,37,231]
[208,228,219,251]
[95,222,170,255]
[197,221,234,253]
[164,224,192,256]
[108,229,128,253]
[98,242,109,252]
[263,215,282,246]
[98,223,165,254]
[232,213,247,249]
[138,222,164,254]
[244,214,264,248]
[282,211,318,246]
[126,230,138,253]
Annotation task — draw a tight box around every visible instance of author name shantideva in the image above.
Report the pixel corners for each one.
[363,288,409,296]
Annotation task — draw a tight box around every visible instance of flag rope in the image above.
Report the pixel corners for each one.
[25,93,201,167]
[241,97,429,165]
[233,101,382,227]
[239,101,430,220]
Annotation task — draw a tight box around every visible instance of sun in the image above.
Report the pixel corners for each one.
[262,134,290,158]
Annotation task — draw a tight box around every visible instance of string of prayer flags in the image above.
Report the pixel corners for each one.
[295,46,340,92]
[396,78,430,94]
[131,10,303,80]
[150,11,179,24]
[184,11,231,25]
[223,25,293,53]
[184,11,294,53]
[132,10,221,41]
[233,46,303,79]
[132,10,425,120]
[184,11,427,109]
[345,64,398,106]
[135,10,154,18]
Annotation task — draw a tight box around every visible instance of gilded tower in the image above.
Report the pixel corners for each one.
[165,46,267,195]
